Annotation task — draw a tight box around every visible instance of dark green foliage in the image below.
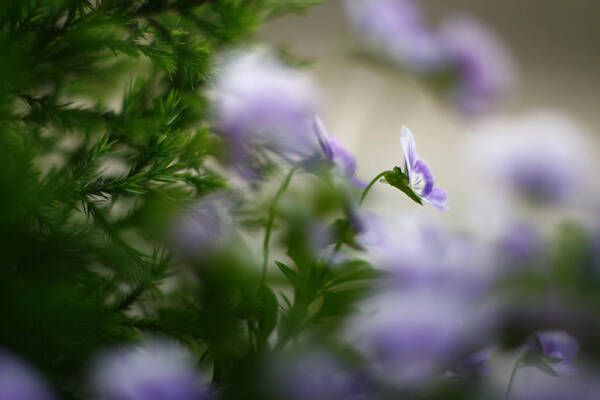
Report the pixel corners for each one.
[0,0,320,397]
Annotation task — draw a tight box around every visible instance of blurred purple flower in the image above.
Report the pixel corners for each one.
[455,347,493,376]
[359,215,495,300]
[438,15,517,114]
[349,290,487,386]
[344,0,444,72]
[0,350,55,400]
[536,331,579,374]
[401,126,448,210]
[264,350,368,400]
[313,116,366,188]
[90,339,210,400]
[353,211,388,248]
[466,112,591,205]
[169,193,234,260]
[212,48,318,174]
[498,221,542,267]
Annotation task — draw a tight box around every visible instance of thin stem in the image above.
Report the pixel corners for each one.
[261,165,299,285]
[360,171,388,205]
[505,352,525,400]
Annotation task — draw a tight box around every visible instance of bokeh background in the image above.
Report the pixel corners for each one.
[260,0,600,225]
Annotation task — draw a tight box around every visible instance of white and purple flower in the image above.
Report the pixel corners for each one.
[400,126,448,209]
[313,116,366,188]
[90,339,211,400]
[0,349,56,400]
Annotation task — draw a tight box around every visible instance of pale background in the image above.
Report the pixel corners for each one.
[260,0,600,226]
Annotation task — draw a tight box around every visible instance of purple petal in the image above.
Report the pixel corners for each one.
[400,126,417,178]
[0,350,56,400]
[344,0,445,72]
[329,137,357,177]
[312,117,364,185]
[313,116,334,160]
[350,176,368,189]
[424,188,448,210]
[537,331,578,364]
[90,340,211,400]
[212,49,318,169]
[413,159,434,197]
[438,15,516,114]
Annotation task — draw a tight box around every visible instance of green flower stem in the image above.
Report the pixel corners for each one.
[261,165,299,285]
[360,171,388,205]
[505,352,525,400]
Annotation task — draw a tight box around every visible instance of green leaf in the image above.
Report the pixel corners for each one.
[312,288,366,321]
[279,292,293,310]
[257,285,278,339]
[325,261,380,289]
[383,167,423,206]
[275,261,302,289]
[521,350,560,378]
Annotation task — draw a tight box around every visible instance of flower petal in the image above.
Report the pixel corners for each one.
[413,158,434,197]
[400,126,417,180]
[350,176,368,189]
[424,188,448,210]
[312,116,333,160]
[329,137,357,177]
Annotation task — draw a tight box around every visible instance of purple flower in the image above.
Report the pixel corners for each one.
[264,350,368,400]
[0,350,56,400]
[536,331,579,374]
[454,347,493,376]
[498,221,542,267]
[358,215,495,300]
[348,290,487,386]
[466,112,591,204]
[400,126,448,209]
[90,339,211,400]
[344,0,444,72]
[169,193,234,260]
[212,49,318,174]
[313,116,366,188]
[438,15,517,114]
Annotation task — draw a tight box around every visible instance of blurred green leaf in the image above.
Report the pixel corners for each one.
[257,284,279,340]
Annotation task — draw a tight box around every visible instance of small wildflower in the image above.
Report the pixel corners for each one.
[313,116,366,188]
[399,126,448,209]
